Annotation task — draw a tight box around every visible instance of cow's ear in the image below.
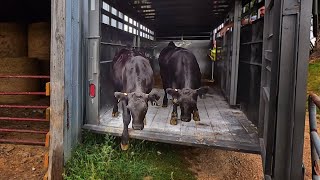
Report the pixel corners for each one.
[168,41,176,47]
[166,88,180,99]
[148,92,160,102]
[114,92,128,101]
[196,86,209,96]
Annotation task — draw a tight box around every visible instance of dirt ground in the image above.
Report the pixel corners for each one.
[183,148,263,180]
[0,144,47,180]
[0,97,49,180]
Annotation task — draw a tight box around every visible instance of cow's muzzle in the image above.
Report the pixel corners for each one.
[132,124,144,130]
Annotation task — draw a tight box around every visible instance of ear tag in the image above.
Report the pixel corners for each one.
[174,89,178,91]
[124,93,128,96]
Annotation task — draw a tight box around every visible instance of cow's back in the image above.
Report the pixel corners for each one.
[122,56,154,93]
[168,49,201,89]
[112,49,148,91]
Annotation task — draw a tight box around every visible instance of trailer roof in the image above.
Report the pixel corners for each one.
[127,0,234,36]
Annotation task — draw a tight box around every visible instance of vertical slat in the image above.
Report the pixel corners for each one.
[48,0,65,179]
[229,0,242,105]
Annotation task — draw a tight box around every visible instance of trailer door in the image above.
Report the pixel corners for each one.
[259,0,311,179]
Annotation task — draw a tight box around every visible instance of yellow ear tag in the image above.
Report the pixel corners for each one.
[174,89,178,91]
[124,93,128,96]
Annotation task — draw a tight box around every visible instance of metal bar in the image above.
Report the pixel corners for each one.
[241,40,263,45]
[239,61,262,66]
[100,60,113,64]
[310,93,320,109]
[100,42,127,47]
[0,92,46,95]
[0,139,45,146]
[311,132,320,159]
[0,105,49,109]
[313,175,320,180]
[0,128,47,134]
[0,75,50,79]
[309,96,320,177]
[0,117,49,122]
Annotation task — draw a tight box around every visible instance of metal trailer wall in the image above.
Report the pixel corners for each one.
[237,18,264,127]
[214,30,233,99]
[99,25,135,115]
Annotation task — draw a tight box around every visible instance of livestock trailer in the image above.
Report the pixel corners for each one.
[0,0,313,179]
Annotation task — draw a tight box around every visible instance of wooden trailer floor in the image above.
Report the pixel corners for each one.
[84,88,260,154]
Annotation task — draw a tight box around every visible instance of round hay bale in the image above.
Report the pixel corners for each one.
[0,58,41,104]
[0,23,27,58]
[28,22,50,60]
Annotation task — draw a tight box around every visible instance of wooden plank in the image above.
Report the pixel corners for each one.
[195,98,214,137]
[83,124,261,154]
[163,101,181,134]
[144,104,158,129]
[149,105,170,132]
[95,88,260,154]
[48,0,65,179]
[100,108,116,126]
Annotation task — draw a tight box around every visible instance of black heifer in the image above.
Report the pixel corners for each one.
[111,48,160,150]
[158,42,209,125]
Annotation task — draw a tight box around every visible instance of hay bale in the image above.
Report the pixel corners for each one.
[0,23,27,58]
[28,22,50,60]
[0,58,41,104]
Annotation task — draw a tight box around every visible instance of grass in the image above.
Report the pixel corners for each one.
[308,59,320,95]
[307,59,320,116]
[63,131,196,180]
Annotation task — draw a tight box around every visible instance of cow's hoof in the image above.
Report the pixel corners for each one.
[121,143,129,151]
[171,112,178,118]
[170,117,178,125]
[112,112,120,117]
[193,111,200,121]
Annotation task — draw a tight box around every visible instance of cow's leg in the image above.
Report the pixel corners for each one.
[162,89,168,107]
[193,106,200,122]
[121,101,131,150]
[170,102,178,125]
[112,95,120,117]
[160,69,169,107]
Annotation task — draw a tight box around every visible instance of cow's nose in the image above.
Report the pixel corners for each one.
[181,117,191,122]
[132,124,144,130]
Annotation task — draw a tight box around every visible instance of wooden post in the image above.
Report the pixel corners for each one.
[48,0,65,179]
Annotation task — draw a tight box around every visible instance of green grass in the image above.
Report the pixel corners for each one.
[63,131,196,180]
[308,59,320,95]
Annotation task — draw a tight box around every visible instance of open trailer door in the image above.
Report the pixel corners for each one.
[259,0,311,179]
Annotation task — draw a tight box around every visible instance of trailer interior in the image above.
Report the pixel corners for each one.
[83,0,267,154]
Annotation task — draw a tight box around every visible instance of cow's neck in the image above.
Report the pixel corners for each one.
[181,74,193,89]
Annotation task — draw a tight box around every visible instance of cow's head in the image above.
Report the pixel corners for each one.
[166,87,209,122]
[114,91,160,130]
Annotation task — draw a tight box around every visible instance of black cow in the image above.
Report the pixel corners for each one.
[158,42,209,125]
[111,48,160,150]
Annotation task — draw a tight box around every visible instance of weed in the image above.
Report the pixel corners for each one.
[64,131,196,180]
